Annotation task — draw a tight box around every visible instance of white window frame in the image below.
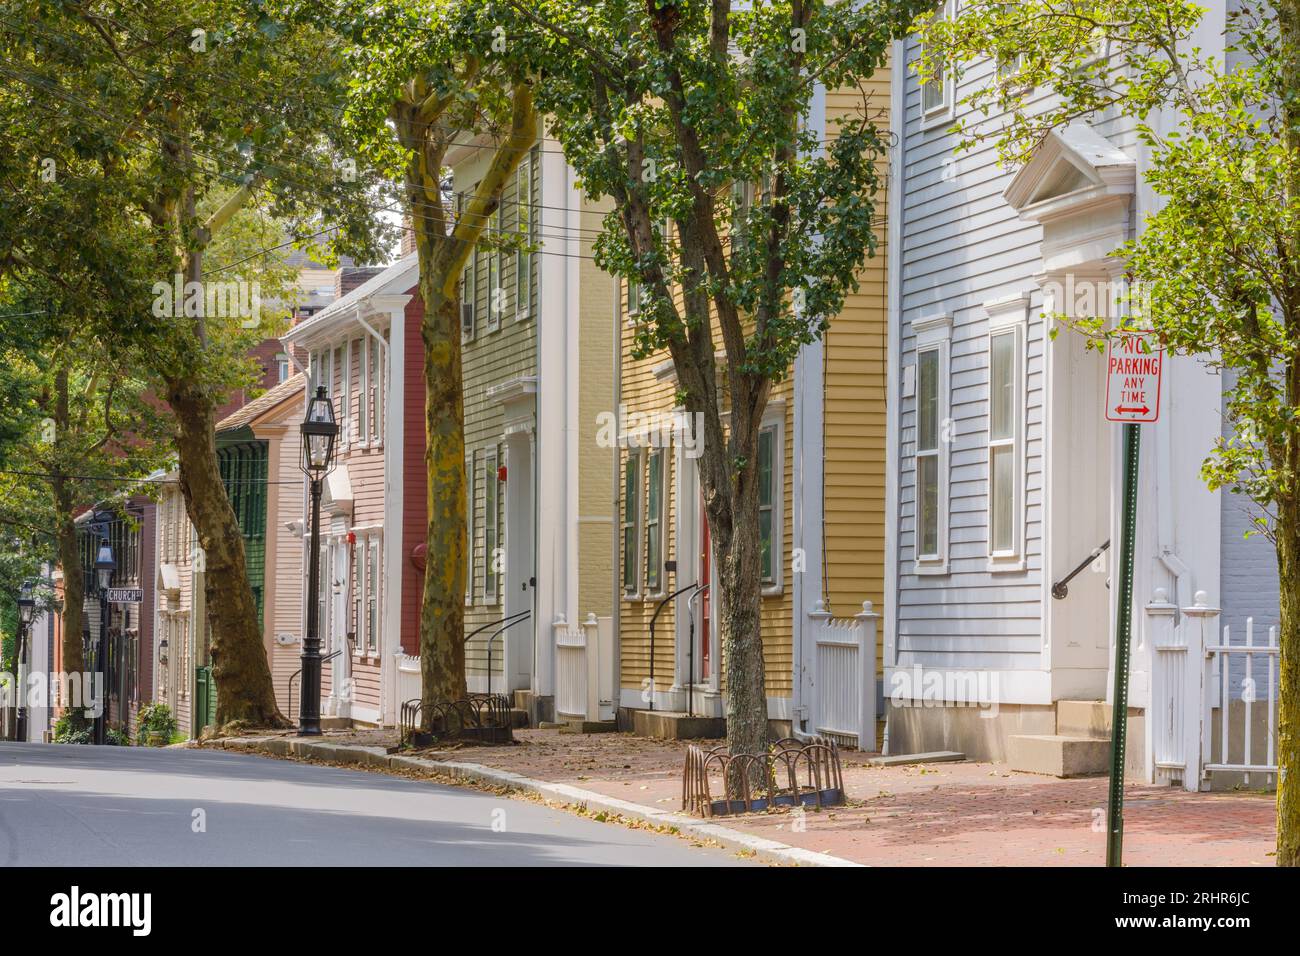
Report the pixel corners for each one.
[986,294,1028,570]
[486,207,502,333]
[366,534,381,654]
[465,451,475,606]
[483,448,500,603]
[515,147,537,323]
[758,409,785,596]
[625,276,641,325]
[357,338,370,445]
[622,449,644,599]
[919,0,955,130]
[913,313,952,574]
[644,447,667,598]
[369,335,382,447]
[461,252,477,342]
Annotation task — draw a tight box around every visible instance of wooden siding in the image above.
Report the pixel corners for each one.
[894,43,1137,671]
[823,75,891,676]
[458,147,541,678]
[401,290,428,657]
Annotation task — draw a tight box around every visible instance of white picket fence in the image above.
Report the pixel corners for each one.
[1204,618,1279,777]
[808,600,878,750]
[553,614,614,721]
[395,653,420,708]
[1147,590,1279,791]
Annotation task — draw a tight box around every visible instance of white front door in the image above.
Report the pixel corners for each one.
[504,432,535,693]
[1046,325,1113,699]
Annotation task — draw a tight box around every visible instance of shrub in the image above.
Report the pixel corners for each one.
[137,702,178,745]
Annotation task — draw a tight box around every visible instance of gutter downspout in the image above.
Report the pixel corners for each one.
[881,39,908,756]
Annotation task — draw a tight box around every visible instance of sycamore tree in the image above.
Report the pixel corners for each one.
[919,0,1300,864]
[520,0,925,755]
[0,1,387,725]
[279,0,539,716]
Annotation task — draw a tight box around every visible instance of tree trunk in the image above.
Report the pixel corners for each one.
[1277,506,1300,866]
[168,379,285,728]
[52,482,87,725]
[704,460,769,758]
[418,287,469,724]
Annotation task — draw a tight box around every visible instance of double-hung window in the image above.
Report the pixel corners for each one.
[483,448,500,603]
[367,335,383,444]
[367,536,381,653]
[622,451,643,597]
[919,0,954,127]
[986,294,1028,567]
[515,147,537,322]
[465,452,475,604]
[462,250,477,342]
[644,449,665,595]
[913,314,951,571]
[758,426,777,586]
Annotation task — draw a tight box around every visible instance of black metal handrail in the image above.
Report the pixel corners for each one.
[648,582,698,712]
[686,583,710,718]
[1051,540,1111,600]
[478,611,531,697]
[464,609,530,643]
[287,647,346,723]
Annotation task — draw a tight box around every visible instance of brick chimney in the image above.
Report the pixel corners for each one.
[334,266,385,300]
[400,213,416,258]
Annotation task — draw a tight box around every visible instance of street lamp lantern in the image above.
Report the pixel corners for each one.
[300,385,339,476]
[92,536,114,745]
[17,580,34,625]
[297,386,338,737]
[14,580,34,743]
[94,538,116,591]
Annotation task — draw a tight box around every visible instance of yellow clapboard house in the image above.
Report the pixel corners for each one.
[613,71,891,748]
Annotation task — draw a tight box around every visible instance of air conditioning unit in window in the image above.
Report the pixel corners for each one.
[462,301,475,337]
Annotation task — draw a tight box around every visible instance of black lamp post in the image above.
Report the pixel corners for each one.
[299,385,338,736]
[15,580,34,742]
[93,537,116,745]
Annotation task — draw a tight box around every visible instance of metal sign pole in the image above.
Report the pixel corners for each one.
[1106,421,1141,867]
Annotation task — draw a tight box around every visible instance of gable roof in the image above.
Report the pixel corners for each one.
[282,253,419,346]
[217,373,307,435]
[1003,124,1136,223]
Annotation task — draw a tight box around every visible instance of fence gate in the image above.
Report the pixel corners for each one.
[1147,590,1279,791]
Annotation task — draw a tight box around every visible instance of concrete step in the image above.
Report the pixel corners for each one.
[869,751,964,768]
[1055,700,1113,738]
[1007,734,1110,777]
[558,719,618,734]
[320,716,352,731]
[508,707,530,729]
[512,691,553,726]
[631,709,726,741]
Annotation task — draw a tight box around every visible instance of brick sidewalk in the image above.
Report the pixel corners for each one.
[272,727,1277,866]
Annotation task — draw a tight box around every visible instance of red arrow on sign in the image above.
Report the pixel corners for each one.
[1116,405,1150,416]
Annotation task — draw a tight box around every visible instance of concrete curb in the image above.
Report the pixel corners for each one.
[205,736,861,868]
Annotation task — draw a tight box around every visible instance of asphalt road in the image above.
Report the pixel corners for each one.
[0,742,745,867]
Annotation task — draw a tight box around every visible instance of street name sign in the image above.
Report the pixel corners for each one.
[1105,332,1163,423]
[106,587,143,604]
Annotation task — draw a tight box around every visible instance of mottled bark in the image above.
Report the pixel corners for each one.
[712,476,769,759]
[53,488,85,682]
[168,379,285,728]
[418,289,469,720]
[1278,512,1299,866]
[1278,0,1300,871]
[393,78,536,725]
